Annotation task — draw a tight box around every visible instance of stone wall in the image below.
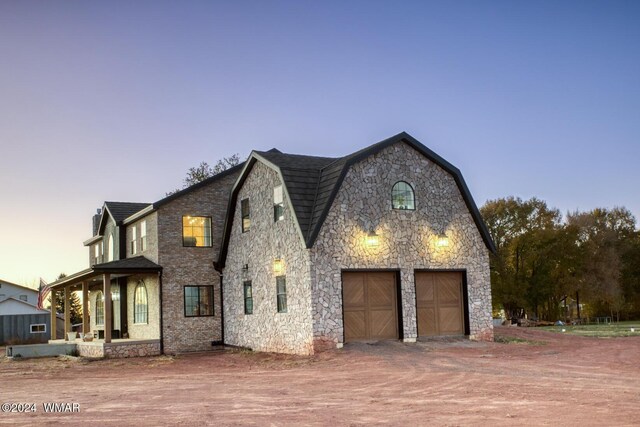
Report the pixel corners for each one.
[310,142,493,349]
[76,340,161,358]
[223,162,314,355]
[126,274,161,340]
[157,170,240,354]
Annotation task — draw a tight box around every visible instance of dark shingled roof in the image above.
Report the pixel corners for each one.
[93,256,162,272]
[217,132,496,269]
[104,201,152,224]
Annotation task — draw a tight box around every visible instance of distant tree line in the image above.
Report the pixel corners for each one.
[481,197,640,322]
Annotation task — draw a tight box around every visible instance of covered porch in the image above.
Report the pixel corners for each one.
[47,256,163,357]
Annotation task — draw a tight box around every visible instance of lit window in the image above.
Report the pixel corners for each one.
[95,291,105,325]
[30,324,46,333]
[391,181,415,210]
[241,199,250,233]
[134,281,148,324]
[107,234,114,261]
[140,220,147,251]
[184,286,214,317]
[274,185,284,222]
[182,216,212,247]
[131,226,137,255]
[244,281,253,315]
[19,295,28,301]
[276,276,287,313]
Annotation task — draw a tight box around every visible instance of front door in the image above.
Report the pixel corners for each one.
[342,272,398,342]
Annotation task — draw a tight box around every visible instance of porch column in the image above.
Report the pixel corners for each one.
[64,286,71,341]
[50,289,57,340]
[82,281,89,334]
[103,273,112,343]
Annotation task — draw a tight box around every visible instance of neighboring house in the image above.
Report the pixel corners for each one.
[0,279,51,344]
[48,132,494,357]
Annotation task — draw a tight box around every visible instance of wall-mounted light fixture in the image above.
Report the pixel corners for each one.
[435,234,450,248]
[273,258,284,274]
[365,230,380,247]
[242,264,249,273]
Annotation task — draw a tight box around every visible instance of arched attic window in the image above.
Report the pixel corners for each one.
[391,181,415,210]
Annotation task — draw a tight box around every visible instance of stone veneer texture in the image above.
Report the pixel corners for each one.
[310,142,493,349]
[157,171,240,354]
[126,274,161,340]
[223,161,314,355]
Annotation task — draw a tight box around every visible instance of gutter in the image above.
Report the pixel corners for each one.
[213,262,224,346]
[158,270,164,354]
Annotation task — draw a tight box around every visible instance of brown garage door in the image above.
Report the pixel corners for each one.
[415,272,465,337]
[343,272,398,342]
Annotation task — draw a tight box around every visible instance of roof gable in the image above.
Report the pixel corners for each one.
[97,201,151,235]
[217,132,495,269]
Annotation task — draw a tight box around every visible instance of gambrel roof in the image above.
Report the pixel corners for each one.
[217,132,495,268]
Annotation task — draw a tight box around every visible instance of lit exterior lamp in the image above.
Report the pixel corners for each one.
[273,258,284,274]
[365,230,380,247]
[435,234,450,248]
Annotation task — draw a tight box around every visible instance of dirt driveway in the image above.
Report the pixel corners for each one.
[1,327,639,426]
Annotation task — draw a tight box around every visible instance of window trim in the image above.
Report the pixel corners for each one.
[181,216,213,248]
[30,324,46,333]
[131,226,137,255]
[243,281,253,315]
[241,198,250,233]
[274,185,284,222]
[134,281,148,324]
[95,291,105,326]
[276,275,287,313]
[391,181,416,211]
[183,285,215,317]
[140,220,147,251]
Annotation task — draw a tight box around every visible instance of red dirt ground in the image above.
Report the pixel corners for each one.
[1,327,639,426]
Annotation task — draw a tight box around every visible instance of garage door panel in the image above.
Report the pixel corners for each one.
[416,272,464,337]
[343,275,365,308]
[439,307,463,334]
[417,307,437,336]
[369,309,397,339]
[344,311,366,341]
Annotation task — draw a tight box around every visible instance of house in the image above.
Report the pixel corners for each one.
[0,279,52,344]
[46,132,494,358]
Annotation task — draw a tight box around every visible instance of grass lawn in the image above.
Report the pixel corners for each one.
[539,320,640,337]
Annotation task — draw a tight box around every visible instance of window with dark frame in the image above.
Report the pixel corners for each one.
[184,286,214,317]
[134,281,148,324]
[30,324,46,333]
[391,181,415,210]
[241,199,250,233]
[243,281,253,314]
[276,276,287,313]
[274,185,284,222]
[182,216,212,247]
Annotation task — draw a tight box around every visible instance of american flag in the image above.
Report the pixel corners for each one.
[37,278,51,310]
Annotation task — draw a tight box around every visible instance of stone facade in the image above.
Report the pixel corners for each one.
[223,162,314,355]
[310,142,493,349]
[126,274,161,340]
[76,340,161,358]
[157,171,240,354]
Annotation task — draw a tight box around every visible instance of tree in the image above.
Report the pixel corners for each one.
[166,154,242,195]
[50,273,83,324]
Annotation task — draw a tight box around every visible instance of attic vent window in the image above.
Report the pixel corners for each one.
[274,185,284,222]
[392,181,415,210]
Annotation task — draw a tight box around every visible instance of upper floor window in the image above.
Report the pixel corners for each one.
[391,181,415,210]
[182,216,212,247]
[241,199,250,233]
[95,291,105,325]
[140,220,147,251]
[243,281,253,315]
[274,185,284,222]
[107,234,114,262]
[94,244,102,264]
[184,285,214,317]
[131,226,138,255]
[134,281,148,324]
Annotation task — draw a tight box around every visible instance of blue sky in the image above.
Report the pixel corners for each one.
[1,1,638,285]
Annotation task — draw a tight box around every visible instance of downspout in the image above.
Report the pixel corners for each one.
[213,262,224,346]
[158,270,164,354]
